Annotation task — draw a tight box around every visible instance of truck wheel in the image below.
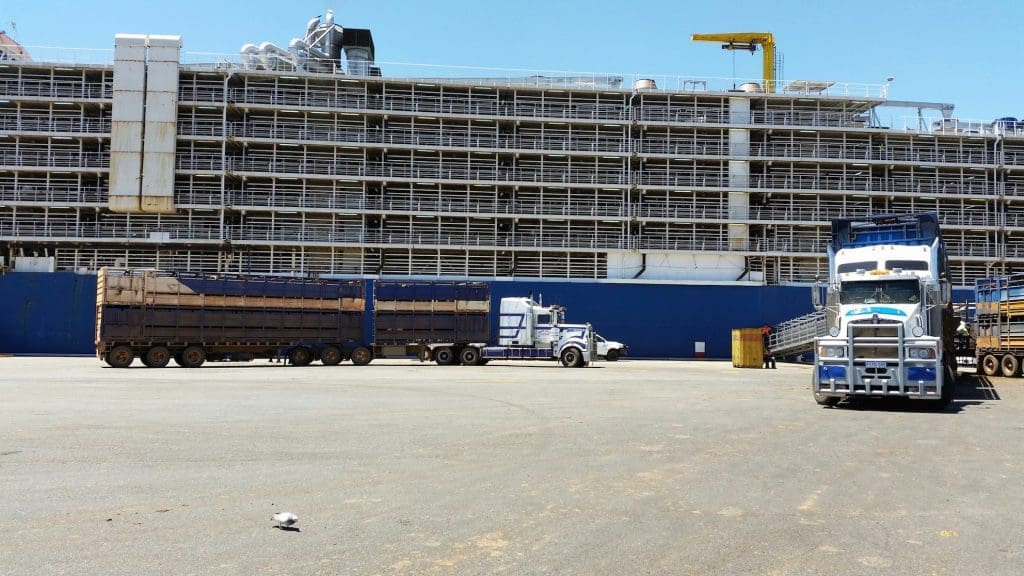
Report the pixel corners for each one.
[560,347,584,368]
[320,346,342,366]
[605,349,620,361]
[179,345,206,368]
[350,346,373,366]
[143,346,171,368]
[937,361,956,407]
[814,392,840,407]
[288,347,312,367]
[1001,354,1019,377]
[106,345,135,368]
[981,354,999,377]
[460,347,480,366]
[435,347,455,365]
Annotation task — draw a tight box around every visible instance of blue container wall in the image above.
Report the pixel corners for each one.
[1,274,818,358]
[489,281,814,359]
[0,272,97,355]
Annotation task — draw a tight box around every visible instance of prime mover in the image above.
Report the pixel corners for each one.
[812,213,957,406]
[96,268,597,368]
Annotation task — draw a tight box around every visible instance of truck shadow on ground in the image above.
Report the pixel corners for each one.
[831,372,997,414]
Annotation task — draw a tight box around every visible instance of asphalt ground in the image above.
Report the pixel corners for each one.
[1,357,1021,576]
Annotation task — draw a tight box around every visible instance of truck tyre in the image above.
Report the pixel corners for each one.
[179,345,206,368]
[936,361,956,407]
[350,346,373,366]
[560,347,584,368]
[320,346,342,366]
[605,349,620,361]
[435,347,455,365]
[814,392,840,407]
[981,354,999,377]
[143,346,171,368]
[106,345,135,368]
[288,346,312,367]
[1001,354,1019,378]
[460,347,481,366]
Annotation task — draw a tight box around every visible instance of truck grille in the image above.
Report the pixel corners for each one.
[850,323,901,359]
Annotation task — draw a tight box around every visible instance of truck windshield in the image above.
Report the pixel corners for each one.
[839,279,920,305]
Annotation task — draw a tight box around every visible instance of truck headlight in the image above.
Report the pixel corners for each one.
[818,345,847,359]
[907,347,936,359]
[912,326,925,337]
[829,326,841,337]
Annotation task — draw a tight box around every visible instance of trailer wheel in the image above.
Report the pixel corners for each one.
[434,347,455,365]
[460,347,481,366]
[320,346,342,366]
[143,346,171,368]
[560,347,584,368]
[1001,354,1019,378]
[350,346,373,366]
[288,347,313,367]
[605,349,620,361]
[106,345,135,368]
[179,345,206,368]
[981,354,999,377]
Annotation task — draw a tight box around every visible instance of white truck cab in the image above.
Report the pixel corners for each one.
[487,296,596,367]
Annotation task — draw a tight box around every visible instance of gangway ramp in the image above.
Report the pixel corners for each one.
[767,310,826,358]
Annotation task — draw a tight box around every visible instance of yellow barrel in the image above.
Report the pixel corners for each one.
[731,328,765,368]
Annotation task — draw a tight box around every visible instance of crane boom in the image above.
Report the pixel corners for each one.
[691,32,776,93]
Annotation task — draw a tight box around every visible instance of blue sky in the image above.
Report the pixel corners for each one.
[5,0,1022,122]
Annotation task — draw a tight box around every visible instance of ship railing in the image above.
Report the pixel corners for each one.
[749,141,994,165]
[0,78,112,100]
[0,113,111,135]
[12,47,886,98]
[749,109,867,129]
[0,149,109,169]
[0,182,106,205]
[750,173,998,196]
[0,217,222,241]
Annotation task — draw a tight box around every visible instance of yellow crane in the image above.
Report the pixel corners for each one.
[691,33,777,93]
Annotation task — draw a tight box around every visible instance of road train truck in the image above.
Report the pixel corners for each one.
[811,213,957,406]
[95,268,596,368]
[974,273,1024,377]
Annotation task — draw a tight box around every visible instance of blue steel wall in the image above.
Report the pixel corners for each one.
[489,281,814,359]
[0,273,817,358]
[0,272,97,355]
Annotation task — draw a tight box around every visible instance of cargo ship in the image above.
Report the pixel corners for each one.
[0,13,1016,358]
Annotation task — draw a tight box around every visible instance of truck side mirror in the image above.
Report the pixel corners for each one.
[812,281,824,310]
[939,279,951,306]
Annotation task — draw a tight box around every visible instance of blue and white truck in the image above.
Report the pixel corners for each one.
[96,269,596,368]
[812,213,957,406]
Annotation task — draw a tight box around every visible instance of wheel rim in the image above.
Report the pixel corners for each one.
[290,348,311,366]
[146,347,170,368]
[322,347,341,365]
[183,347,205,367]
[436,349,452,364]
[352,348,371,365]
[110,347,133,367]
[982,354,999,376]
[1002,355,1018,376]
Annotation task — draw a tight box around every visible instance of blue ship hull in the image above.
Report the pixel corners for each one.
[0,272,821,358]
